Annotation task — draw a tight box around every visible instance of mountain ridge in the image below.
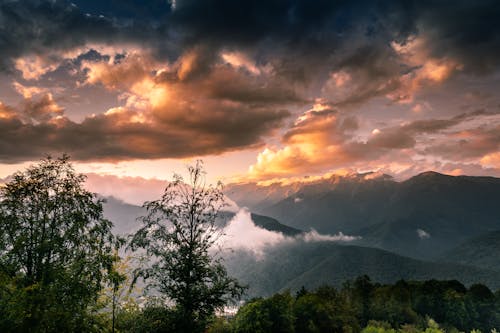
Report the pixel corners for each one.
[224,241,500,298]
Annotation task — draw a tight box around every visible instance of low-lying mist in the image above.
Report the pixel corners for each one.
[218,208,361,258]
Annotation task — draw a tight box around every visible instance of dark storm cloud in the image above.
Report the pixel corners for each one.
[366,111,497,150]
[70,0,172,21]
[0,0,170,73]
[423,125,500,160]
[0,0,113,71]
[413,0,500,74]
[0,99,289,163]
[1,0,499,166]
[168,0,500,85]
[2,0,498,83]
[2,0,499,72]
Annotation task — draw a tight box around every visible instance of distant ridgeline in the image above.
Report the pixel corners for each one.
[226,171,500,260]
[104,171,500,300]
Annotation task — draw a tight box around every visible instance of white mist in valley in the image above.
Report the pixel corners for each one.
[219,209,287,257]
[218,208,361,257]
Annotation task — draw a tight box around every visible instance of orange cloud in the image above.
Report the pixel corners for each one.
[0,47,293,163]
[246,104,499,182]
[480,152,500,168]
[85,173,166,205]
[0,101,17,119]
[221,50,266,75]
[14,55,59,81]
[387,37,463,103]
[247,104,361,179]
[12,82,47,99]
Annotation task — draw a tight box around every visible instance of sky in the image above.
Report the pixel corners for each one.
[1,0,499,197]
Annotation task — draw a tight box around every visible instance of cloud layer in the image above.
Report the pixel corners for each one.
[0,0,499,180]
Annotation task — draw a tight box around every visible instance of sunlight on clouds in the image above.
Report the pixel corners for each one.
[83,51,158,91]
[103,107,149,124]
[388,36,463,104]
[247,105,355,179]
[0,101,16,119]
[480,152,500,168]
[329,71,351,88]
[177,49,199,80]
[14,55,58,81]
[12,82,46,99]
[221,51,263,75]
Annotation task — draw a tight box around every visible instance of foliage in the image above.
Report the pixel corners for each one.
[231,277,500,333]
[0,156,115,332]
[206,317,233,333]
[92,252,139,332]
[233,292,295,333]
[129,161,244,332]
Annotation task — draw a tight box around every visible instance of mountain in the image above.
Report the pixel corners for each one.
[102,196,146,234]
[224,241,500,298]
[226,172,396,233]
[226,172,500,259]
[438,231,500,271]
[355,172,500,258]
[101,188,500,299]
[249,213,303,236]
[102,196,302,237]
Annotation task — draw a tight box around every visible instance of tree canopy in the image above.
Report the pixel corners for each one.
[129,161,245,332]
[0,156,115,332]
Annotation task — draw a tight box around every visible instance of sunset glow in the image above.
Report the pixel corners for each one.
[0,0,499,201]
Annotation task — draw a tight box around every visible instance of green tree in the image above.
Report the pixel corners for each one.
[233,292,295,333]
[0,156,115,332]
[129,161,244,332]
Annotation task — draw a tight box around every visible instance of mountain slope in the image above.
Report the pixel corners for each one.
[227,172,397,234]
[102,196,302,236]
[438,231,500,270]
[224,241,500,298]
[102,196,146,234]
[250,213,303,236]
[356,172,500,258]
[227,172,500,259]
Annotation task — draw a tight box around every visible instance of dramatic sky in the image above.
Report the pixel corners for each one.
[1,0,500,196]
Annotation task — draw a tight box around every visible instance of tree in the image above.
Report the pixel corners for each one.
[0,156,115,332]
[233,292,295,333]
[129,161,245,332]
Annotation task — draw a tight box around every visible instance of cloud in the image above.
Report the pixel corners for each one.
[423,125,500,161]
[13,82,48,99]
[417,228,430,239]
[84,173,167,205]
[2,0,481,108]
[0,103,287,162]
[2,1,499,83]
[219,208,360,257]
[247,103,500,181]
[302,230,361,243]
[21,94,65,123]
[0,91,64,125]
[0,1,120,72]
[481,152,500,169]
[0,47,297,162]
[219,209,288,257]
[14,55,59,81]
[1,0,500,180]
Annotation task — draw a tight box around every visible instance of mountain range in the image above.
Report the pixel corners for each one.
[226,171,500,260]
[101,171,500,298]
